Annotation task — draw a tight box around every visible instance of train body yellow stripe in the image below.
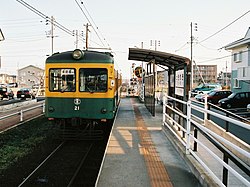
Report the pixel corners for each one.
[45,63,115,98]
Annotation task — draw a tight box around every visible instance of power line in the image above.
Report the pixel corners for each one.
[199,10,250,44]
[174,42,188,52]
[196,49,249,63]
[174,10,250,53]
[198,43,218,51]
[16,0,74,36]
[79,0,111,49]
[74,0,111,49]
[197,54,231,63]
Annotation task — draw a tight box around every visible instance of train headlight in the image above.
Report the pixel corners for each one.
[48,106,55,113]
[101,108,107,114]
[72,49,83,60]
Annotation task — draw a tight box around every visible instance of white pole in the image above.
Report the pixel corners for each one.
[20,110,23,121]
[204,94,208,121]
[186,99,191,154]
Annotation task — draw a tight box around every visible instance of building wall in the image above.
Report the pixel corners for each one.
[248,47,250,66]
[0,74,17,84]
[230,46,250,93]
[226,28,250,93]
[193,65,217,87]
[217,72,231,87]
[230,46,249,71]
[18,65,44,88]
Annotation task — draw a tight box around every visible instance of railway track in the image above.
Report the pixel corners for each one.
[18,139,105,186]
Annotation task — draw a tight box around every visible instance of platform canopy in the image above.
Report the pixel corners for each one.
[128,48,191,116]
[128,48,190,68]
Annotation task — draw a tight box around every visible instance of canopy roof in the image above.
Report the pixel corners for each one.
[128,48,190,68]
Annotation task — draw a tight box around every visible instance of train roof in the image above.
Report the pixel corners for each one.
[46,50,114,64]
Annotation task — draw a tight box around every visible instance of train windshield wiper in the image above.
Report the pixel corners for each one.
[86,87,94,93]
[60,86,68,93]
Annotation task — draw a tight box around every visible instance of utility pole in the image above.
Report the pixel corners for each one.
[75,30,78,49]
[150,40,160,89]
[190,22,197,90]
[73,30,79,49]
[45,16,57,55]
[150,40,160,51]
[84,23,90,49]
[51,16,55,54]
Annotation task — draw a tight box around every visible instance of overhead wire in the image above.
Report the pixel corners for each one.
[16,0,74,36]
[174,9,250,65]
[174,42,188,52]
[198,10,250,44]
[196,49,249,64]
[74,0,111,49]
[196,54,231,63]
[79,0,111,49]
[197,43,218,51]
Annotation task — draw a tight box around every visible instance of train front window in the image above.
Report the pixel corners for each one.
[49,68,76,92]
[79,68,107,92]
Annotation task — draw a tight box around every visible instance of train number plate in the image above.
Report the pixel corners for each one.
[74,106,80,111]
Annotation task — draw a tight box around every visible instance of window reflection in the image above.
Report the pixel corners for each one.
[49,68,76,92]
[79,68,107,92]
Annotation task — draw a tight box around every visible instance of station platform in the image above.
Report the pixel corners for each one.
[96,97,201,187]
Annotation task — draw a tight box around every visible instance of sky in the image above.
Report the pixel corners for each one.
[0,0,250,79]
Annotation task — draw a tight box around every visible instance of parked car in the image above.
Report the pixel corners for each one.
[0,83,6,87]
[7,82,18,88]
[200,90,232,104]
[0,87,14,100]
[192,83,222,94]
[218,92,250,109]
[247,104,250,112]
[17,88,36,100]
[194,91,213,102]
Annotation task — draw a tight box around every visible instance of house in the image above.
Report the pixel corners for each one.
[17,65,44,88]
[225,27,250,93]
[0,74,17,85]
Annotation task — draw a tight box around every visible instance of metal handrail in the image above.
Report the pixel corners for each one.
[162,95,250,187]
[192,98,250,124]
[0,103,45,122]
[209,102,250,124]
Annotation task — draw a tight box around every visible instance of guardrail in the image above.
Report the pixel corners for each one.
[0,103,45,122]
[162,95,250,187]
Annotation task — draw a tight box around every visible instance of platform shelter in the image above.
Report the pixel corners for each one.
[128,48,191,116]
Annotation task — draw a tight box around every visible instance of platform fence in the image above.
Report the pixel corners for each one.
[162,95,250,187]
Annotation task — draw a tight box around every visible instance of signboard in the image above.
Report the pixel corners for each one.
[175,69,184,96]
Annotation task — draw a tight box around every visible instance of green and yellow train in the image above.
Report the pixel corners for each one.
[45,49,122,126]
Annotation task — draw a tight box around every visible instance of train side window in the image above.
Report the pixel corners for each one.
[79,68,107,92]
[49,68,76,92]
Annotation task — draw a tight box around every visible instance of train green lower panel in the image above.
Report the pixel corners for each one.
[45,97,117,119]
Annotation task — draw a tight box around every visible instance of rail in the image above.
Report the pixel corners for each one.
[0,102,45,122]
[162,95,250,187]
